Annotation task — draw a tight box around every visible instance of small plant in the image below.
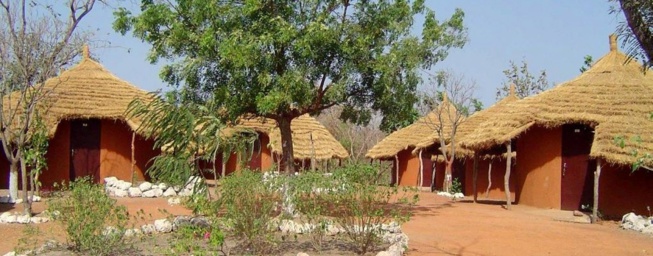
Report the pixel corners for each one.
[450,178,462,194]
[217,169,281,253]
[47,177,130,255]
[291,171,335,251]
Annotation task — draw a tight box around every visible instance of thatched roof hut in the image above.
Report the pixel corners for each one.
[226,114,349,160]
[461,35,653,166]
[414,85,520,159]
[4,45,153,138]
[366,95,463,159]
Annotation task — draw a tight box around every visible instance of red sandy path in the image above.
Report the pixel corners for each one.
[404,192,653,255]
[0,193,652,255]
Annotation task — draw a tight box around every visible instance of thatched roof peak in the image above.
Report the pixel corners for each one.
[460,34,653,166]
[609,34,617,52]
[82,44,90,59]
[509,83,516,96]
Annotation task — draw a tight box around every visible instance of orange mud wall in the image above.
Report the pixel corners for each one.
[464,158,516,201]
[515,126,562,209]
[221,133,274,175]
[599,164,653,218]
[395,149,439,188]
[37,120,159,189]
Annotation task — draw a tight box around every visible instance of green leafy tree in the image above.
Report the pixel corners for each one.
[495,60,551,100]
[579,55,594,73]
[113,0,467,173]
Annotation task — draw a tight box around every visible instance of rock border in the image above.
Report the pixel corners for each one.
[104,176,203,198]
[621,212,653,234]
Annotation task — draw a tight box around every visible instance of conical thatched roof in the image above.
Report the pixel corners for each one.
[413,85,520,157]
[366,95,463,159]
[4,46,153,138]
[461,35,653,166]
[226,114,349,160]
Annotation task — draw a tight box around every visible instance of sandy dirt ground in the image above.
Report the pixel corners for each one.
[0,192,652,255]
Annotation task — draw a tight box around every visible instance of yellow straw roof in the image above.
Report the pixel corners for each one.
[4,46,154,138]
[366,95,462,159]
[461,35,653,166]
[226,114,349,160]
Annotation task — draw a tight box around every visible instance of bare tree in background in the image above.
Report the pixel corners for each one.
[0,0,98,215]
[421,70,477,193]
[496,60,550,100]
[316,106,386,163]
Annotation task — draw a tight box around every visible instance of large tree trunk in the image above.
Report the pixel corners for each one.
[20,158,31,216]
[278,117,295,174]
[485,160,493,198]
[592,158,602,223]
[504,142,512,210]
[619,0,653,63]
[9,160,18,203]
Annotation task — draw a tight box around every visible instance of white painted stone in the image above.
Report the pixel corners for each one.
[30,217,48,224]
[104,177,118,186]
[279,219,296,233]
[153,188,164,197]
[158,183,168,190]
[163,187,177,197]
[14,199,22,204]
[116,181,132,190]
[167,197,181,205]
[142,189,156,198]
[139,182,153,192]
[16,215,30,224]
[154,219,173,233]
[128,187,142,197]
[453,193,465,199]
[151,185,160,190]
[376,251,401,256]
[0,212,11,222]
[642,225,653,234]
[124,228,142,237]
[3,251,17,256]
[296,253,309,256]
[326,224,340,236]
[114,189,128,198]
[141,224,155,234]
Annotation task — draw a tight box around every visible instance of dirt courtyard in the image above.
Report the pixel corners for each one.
[0,192,652,255]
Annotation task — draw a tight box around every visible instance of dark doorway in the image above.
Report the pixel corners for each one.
[420,153,433,187]
[561,124,595,211]
[70,119,101,183]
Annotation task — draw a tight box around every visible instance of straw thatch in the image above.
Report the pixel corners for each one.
[225,114,349,160]
[366,96,464,159]
[461,35,653,166]
[3,46,153,138]
[413,85,520,158]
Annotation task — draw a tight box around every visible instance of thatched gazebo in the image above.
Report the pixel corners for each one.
[217,114,348,174]
[0,46,159,188]
[413,85,520,200]
[461,35,653,218]
[366,96,465,189]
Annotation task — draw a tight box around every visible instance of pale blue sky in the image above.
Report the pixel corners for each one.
[82,1,622,107]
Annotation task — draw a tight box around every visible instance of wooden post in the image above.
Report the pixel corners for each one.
[395,155,400,186]
[504,142,512,209]
[485,160,493,198]
[418,150,424,188]
[310,133,316,171]
[592,158,602,223]
[473,152,479,203]
[431,155,438,191]
[131,132,136,184]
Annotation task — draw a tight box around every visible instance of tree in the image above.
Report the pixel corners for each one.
[113,0,467,173]
[613,0,653,67]
[495,60,550,100]
[579,55,594,73]
[421,70,476,192]
[0,0,99,215]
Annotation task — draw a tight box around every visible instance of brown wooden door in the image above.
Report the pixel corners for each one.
[70,119,101,183]
[561,124,595,211]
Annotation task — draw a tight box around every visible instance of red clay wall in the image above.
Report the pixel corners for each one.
[464,158,517,201]
[515,126,562,209]
[599,164,653,218]
[39,120,71,188]
[396,149,420,186]
[99,120,159,183]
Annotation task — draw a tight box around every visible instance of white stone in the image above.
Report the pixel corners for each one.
[139,182,153,192]
[326,224,340,236]
[3,251,17,256]
[152,185,160,190]
[15,215,30,224]
[30,217,48,224]
[0,196,9,204]
[114,189,128,198]
[178,189,192,197]
[279,220,296,233]
[104,177,118,186]
[158,183,168,190]
[154,219,173,233]
[141,224,155,234]
[388,243,406,255]
[172,185,182,192]
[453,193,465,199]
[116,181,132,190]
[0,212,11,222]
[167,197,181,205]
[143,190,156,198]
[14,199,22,204]
[102,226,121,236]
[376,251,401,256]
[128,187,142,197]
[124,228,142,237]
[642,225,653,234]
[297,253,309,256]
[163,188,177,197]
[153,188,164,197]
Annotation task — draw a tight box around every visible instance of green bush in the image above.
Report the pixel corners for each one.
[47,177,129,255]
[218,169,282,252]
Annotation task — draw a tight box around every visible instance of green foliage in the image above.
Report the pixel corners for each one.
[168,221,226,256]
[22,110,49,196]
[579,55,594,73]
[496,59,551,100]
[47,178,129,255]
[114,0,467,136]
[326,163,418,254]
[218,169,282,252]
[611,0,653,68]
[450,178,462,194]
[615,134,653,172]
